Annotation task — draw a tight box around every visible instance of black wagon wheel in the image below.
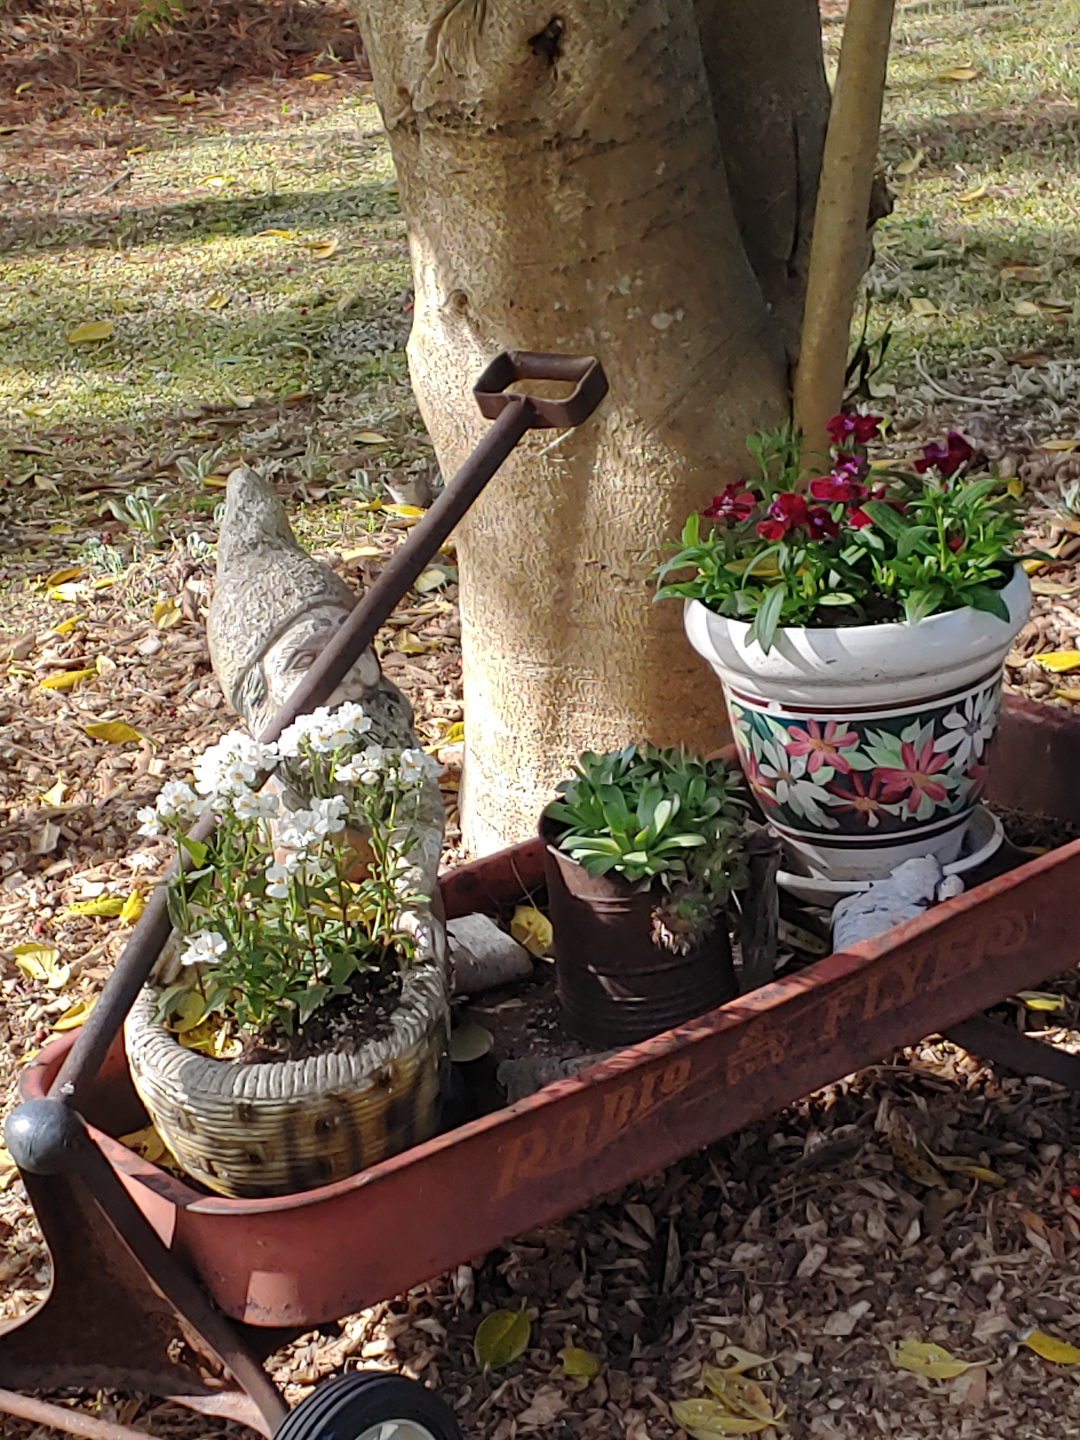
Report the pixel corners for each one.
[274,1371,464,1440]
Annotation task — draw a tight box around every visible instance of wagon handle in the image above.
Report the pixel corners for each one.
[39,352,607,1113]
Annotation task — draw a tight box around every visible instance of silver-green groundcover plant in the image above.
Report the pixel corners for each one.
[544,745,747,950]
[137,703,442,1046]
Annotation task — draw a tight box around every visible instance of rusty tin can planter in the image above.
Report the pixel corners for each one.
[124,925,449,1199]
[683,566,1031,882]
[541,816,738,1048]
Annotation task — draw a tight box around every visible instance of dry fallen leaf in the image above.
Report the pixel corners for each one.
[701,1366,773,1423]
[1000,265,1043,281]
[1014,299,1042,317]
[909,297,938,316]
[48,582,81,602]
[153,596,182,629]
[119,892,147,925]
[473,1309,530,1369]
[1021,1330,1080,1364]
[12,942,69,990]
[1031,579,1080,597]
[893,1339,977,1380]
[39,668,97,691]
[560,1346,601,1380]
[510,905,554,958]
[60,896,125,919]
[941,65,980,81]
[84,721,143,743]
[671,1398,770,1437]
[53,997,97,1031]
[895,148,925,177]
[1015,989,1066,1011]
[711,1348,774,1374]
[888,1135,945,1187]
[307,237,340,260]
[52,614,87,635]
[0,1145,18,1191]
[449,1020,493,1063]
[958,182,988,203]
[356,432,390,445]
[66,320,114,344]
[46,565,85,587]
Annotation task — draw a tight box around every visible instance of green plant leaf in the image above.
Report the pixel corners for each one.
[751,582,786,654]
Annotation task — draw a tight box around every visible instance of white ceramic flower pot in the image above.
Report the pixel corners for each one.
[684,567,1031,881]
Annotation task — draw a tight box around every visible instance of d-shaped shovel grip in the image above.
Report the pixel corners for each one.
[473,351,608,428]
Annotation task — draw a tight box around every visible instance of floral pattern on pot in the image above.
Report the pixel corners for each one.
[727,676,1001,838]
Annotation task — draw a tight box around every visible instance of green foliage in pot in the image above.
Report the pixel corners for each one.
[654,416,1027,653]
[544,745,747,945]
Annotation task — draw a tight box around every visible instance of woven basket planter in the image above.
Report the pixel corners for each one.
[125,913,449,1199]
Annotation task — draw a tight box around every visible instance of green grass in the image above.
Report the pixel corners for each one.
[826,0,1080,399]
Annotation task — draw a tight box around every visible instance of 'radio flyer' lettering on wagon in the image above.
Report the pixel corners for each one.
[495,1057,693,1198]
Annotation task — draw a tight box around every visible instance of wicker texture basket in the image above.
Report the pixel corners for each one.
[125,921,449,1199]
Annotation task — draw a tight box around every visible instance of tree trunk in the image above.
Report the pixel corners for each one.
[355,1,825,854]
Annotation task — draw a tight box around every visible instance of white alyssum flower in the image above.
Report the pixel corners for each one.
[136,806,163,837]
[180,929,229,967]
[194,730,277,798]
[264,859,296,899]
[278,703,373,757]
[232,787,281,822]
[399,749,442,786]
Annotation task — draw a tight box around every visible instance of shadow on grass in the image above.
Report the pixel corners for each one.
[0,178,401,255]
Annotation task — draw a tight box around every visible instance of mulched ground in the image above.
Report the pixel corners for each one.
[2,6,1080,1439]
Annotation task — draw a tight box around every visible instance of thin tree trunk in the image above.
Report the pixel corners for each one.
[356,1,806,853]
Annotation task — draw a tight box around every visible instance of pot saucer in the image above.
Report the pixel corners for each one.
[775,806,1004,907]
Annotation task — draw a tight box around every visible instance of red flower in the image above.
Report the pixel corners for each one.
[915,432,975,477]
[704,483,757,524]
[785,719,860,775]
[848,508,874,529]
[806,505,840,540]
[827,413,882,446]
[809,468,869,505]
[827,770,891,827]
[947,535,964,553]
[756,491,807,540]
[875,739,952,814]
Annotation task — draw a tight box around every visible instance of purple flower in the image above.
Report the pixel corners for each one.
[704,483,757,524]
[915,432,975,477]
[756,492,808,540]
[827,413,882,446]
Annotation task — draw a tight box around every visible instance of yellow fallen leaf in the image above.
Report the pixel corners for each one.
[176,90,197,104]
[53,997,97,1031]
[1036,652,1080,674]
[942,65,980,81]
[304,72,335,81]
[41,777,66,805]
[61,896,125,919]
[395,632,429,655]
[442,721,465,745]
[1041,438,1080,451]
[308,237,340,260]
[83,720,142,743]
[1021,1330,1080,1364]
[201,175,227,187]
[1040,297,1073,312]
[1014,299,1041,317]
[702,1366,774,1423]
[560,1347,601,1380]
[1001,266,1043,282]
[49,523,74,534]
[154,596,182,629]
[46,565,85,587]
[474,1309,531,1369]
[416,567,450,593]
[959,182,988,203]
[1016,989,1066,1011]
[895,148,924,177]
[92,575,119,590]
[385,503,425,518]
[357,432,390,444]
[0,1145,18,1190]
[1021,557,1044,574]
[170,990,208,1034]
[909,297,938,316]
[1058,687,1080,703]
[340,545,383,561]
[66,320,114,344]
[510,905,554,958]
[48,583,81,602]
[258,228,296,239]
[1031,579,1080,597]
[39,668,97,691]
[888,1136,945,1188]
[204,475,229,488]
[893,1339,976,1380]
[119,892,147,925]
[13,943,69,990]
[205,290,230,310]
[178,1018,242,1058]
[671,1399,770,1437]
[119,1124,169,1164]
[53,614,87,635]
[933,1155,1006,1187]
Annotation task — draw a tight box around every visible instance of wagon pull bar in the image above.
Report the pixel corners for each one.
[40,351,607,1112]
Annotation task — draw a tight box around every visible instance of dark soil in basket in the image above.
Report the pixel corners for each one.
[239,966,401,1064]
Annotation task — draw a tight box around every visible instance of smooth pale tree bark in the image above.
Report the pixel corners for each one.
[355,1,828,854]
